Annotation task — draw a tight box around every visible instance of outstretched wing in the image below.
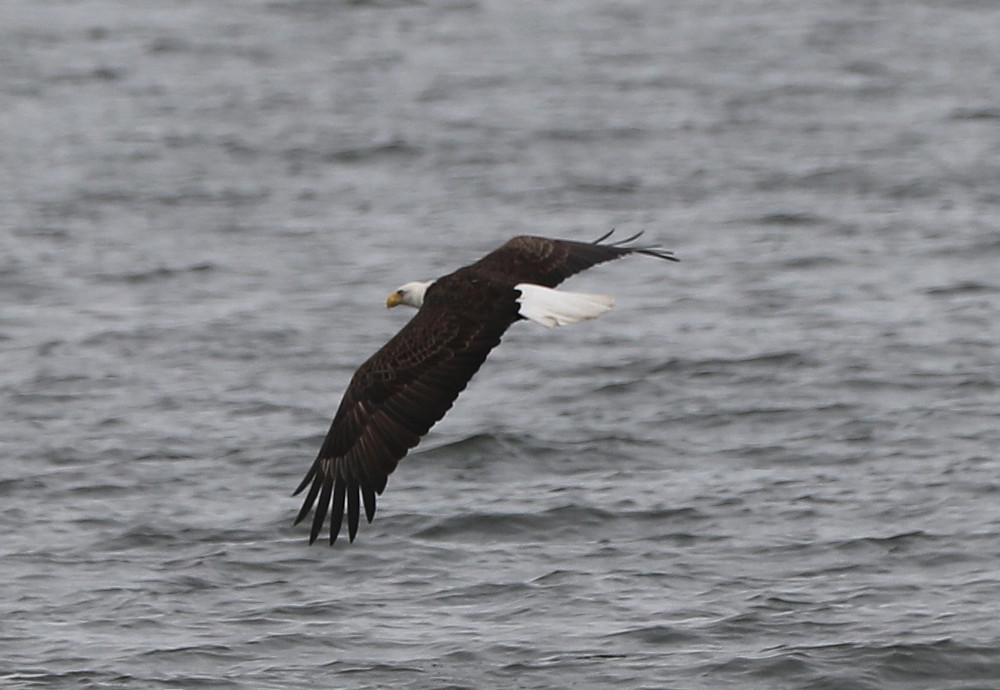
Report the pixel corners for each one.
[293,305,509,545]
[470,229,678,287]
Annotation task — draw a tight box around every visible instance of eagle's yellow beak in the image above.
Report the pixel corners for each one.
[386,291,404,308]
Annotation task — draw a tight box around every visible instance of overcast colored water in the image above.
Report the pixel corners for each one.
[3,1,1000,688]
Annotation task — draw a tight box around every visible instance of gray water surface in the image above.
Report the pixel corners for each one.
[3,1,1000,688]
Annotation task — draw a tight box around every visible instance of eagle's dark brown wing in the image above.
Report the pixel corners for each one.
[294,230,677,546]
[470,230,677,288]
[293,303,512,545]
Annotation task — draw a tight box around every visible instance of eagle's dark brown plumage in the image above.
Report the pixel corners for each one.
[293,231,677,545]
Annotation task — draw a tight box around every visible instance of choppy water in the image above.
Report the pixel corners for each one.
[3,1,1000,688]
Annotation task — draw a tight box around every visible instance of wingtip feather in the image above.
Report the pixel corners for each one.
[293,475,321,526]
[329,480,346,546]
[292,466,315,496]
[592,228,616,244]
[592,228,678,262]
[347,481,360,542]
[361,482,377,524]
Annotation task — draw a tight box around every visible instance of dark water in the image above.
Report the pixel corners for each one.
[3,1,1000,687]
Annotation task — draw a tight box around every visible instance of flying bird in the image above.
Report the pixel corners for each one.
[293,230,678,545]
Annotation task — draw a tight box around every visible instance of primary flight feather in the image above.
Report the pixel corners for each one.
[293,231,678,545]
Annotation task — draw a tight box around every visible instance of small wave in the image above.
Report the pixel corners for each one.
[830,530,936,553]
[412,504,707,543]
[950,106,1000,120]
[284,138,422,165]
[737,638,1000,688]
[94,525,186,550]
[416,431,539,457]
[100,262,216,285]
[567,174,642,195]
[94,524,264,551]
[138,643,235,662]
[754,165,876,195]
[429,580,534,604]
[650,351,817,374]
[603,624,703,645]
[412,506,596,541]
[778,254,846,269]
[751,211,827,226]
[537,125,646,142]
[0,671,148,688]
[925,280,998,296]
[0,475,48,495]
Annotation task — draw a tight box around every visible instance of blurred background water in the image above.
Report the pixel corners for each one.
[2,1,999,688]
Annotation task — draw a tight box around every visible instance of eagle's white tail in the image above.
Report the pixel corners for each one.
[515,283,615,328]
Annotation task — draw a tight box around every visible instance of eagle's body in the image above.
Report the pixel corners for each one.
[293,231,677,545]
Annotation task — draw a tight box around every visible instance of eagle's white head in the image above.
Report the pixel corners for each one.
[386,280,434,309]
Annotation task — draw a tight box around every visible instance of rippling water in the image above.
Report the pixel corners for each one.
[3,1,1000,688]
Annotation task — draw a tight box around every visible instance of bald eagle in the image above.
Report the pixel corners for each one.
[293,231,678,545]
